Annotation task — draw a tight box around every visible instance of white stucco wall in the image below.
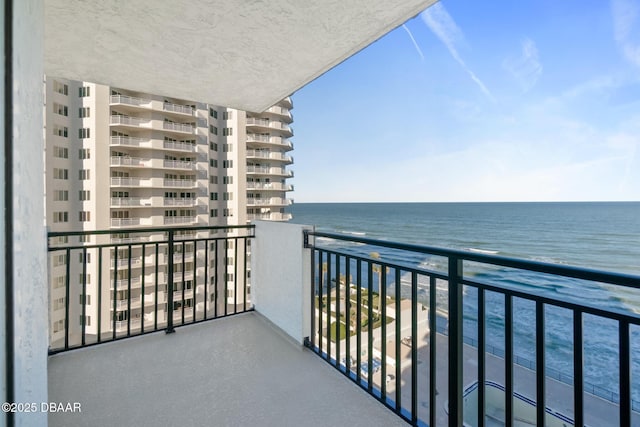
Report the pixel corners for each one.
[251,221,312,345]
[12,1,49,425]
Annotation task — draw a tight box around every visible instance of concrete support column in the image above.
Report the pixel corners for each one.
[4,1,49,426]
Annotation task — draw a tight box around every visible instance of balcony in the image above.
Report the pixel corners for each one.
[163,121,195,134]
[110,136,151,148]
[110,197,152,207]
[110,115,151,127]
[163,197,197,207]
[110,94,152,107]
[162,102,195,116]
[163,216,196,225]
[246,182,294,191]
[162,140,196,152]
[246,118,294,136]
[246,133,294,151]
[246,149,293,163]
[110,156,149,167]
[247,197,293,206]
[46,223,640,427]
[111,218,141,227]
[163,159,195,170]
[163,178,196,188]
[247,165,293,177]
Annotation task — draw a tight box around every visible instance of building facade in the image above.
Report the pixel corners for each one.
[44,77,294,346]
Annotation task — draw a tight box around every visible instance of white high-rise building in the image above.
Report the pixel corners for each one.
[44,77,294,346]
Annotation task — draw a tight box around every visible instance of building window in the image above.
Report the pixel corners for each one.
[223,176,233,185]
[210,192,218,201]
[210,209,218,218]
[53,81,68,95]
[209,125,218,135]
[222,160,233,168]
[223,208,233,217]
[223,127,233,136]
[209,176,218,184]
[79,190,90,201]
[225,274,234,282]
[79,294,91,305]
[79,148,90,159]
[78,128,90,139]
[223,143,233,152]
[79,211,91,222]
[210,142,218,151]
[53,319,65,333]
[78,169,90,180]
[223,111,232,120]
[79,107,90,118]
[209,108,217,118]
[53,211,68,223]
[53,146,68,158]
[79,235,91,243]
[78,86,91,97]
[53,168,68,180]
[53,126,68,137]
[210,159,217,168]
[52,253,67,267]
[223,192,233,201]
[78,252,91,264]
[53,190,68,201]
[53,297,65,311]
[53,103,68,116]
[79,315,91,326]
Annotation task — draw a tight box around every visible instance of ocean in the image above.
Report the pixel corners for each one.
[289,202,640,405]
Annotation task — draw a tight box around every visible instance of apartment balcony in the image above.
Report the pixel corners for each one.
[110,136,152,148]
[162,140,196,152]
[110,197,153,207]
[163,216,197,225]
[46,223,640,427]
[162,102,195,116]
[110,156,150,168]
[162,121,195,134]
[246,182,294,191]
[163,197,198,207]
[163,159,195,170]
[110,177,152,188]
[247,197,293,207]
[264,105,293,123]
[247,212,293,221]
[110,115,151,128]
[163,178,196,188]
[246,149,293,163]
[247,165,293,177]
[111,217,142,227]
[109,94,152,108]
[246,133,294,151]
[246,118,294,136]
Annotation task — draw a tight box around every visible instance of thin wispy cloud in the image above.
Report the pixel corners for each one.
[612,0,640,67]
[503,38,543,92]
[420,3,494,101]
[402,24,425,62]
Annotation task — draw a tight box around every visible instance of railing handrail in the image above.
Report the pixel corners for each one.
[306,231,640,289]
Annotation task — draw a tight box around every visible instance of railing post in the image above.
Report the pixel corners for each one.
[166,230,175,334]
[448,257,464,427]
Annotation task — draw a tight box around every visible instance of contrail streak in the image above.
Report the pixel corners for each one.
[402,24,425,62]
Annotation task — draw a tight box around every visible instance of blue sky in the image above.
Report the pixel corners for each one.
[290,0,640,202]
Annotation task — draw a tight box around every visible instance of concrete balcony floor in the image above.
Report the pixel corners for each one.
[48,312,407,427]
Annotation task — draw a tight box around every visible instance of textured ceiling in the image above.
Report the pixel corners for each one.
[44,0,437,112]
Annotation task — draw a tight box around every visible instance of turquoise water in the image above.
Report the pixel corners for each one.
[290,202,640,405]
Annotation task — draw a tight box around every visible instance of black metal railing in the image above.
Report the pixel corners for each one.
[303,230,640,427]
[47,225,254,354]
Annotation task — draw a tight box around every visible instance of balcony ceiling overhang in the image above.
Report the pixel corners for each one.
[44,0,437,112]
